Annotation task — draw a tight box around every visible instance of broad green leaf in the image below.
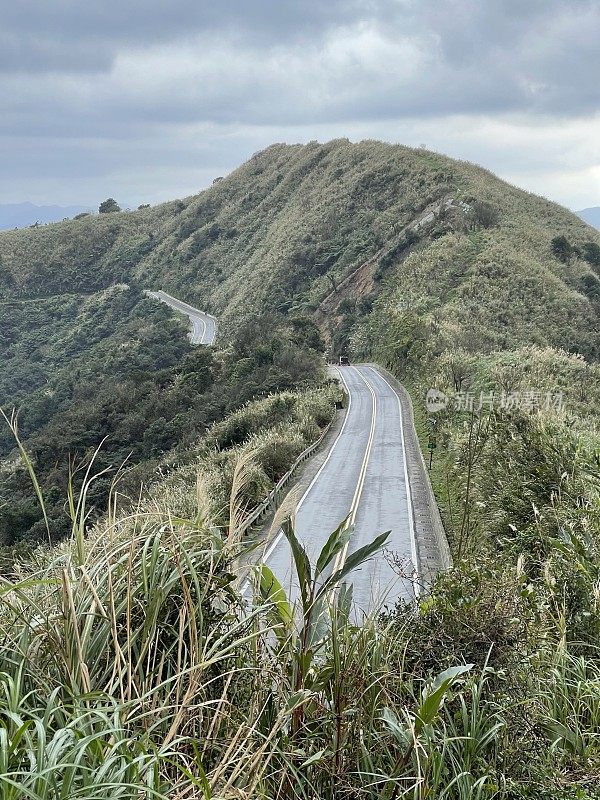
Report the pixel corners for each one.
[300,749,327,768]
[305,596,329,649]
[285,690,314,712]
[315,517,352,577]
[417,664,473,731]
[319,530,391,597]
[381,707,411,748]
[309,664,335,693]
[282,519,312,609]
[257,564,293,628]
[336,582,353,628]
[543,719,581,755]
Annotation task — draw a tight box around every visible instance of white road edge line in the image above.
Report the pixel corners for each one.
[150,290,216,345]
[366,366,420,598]
[163,296,207,344]
[195,315,207,344]
[240,365,356,596]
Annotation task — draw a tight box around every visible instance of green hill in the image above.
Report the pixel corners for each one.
[3,140,599,348]
[2,140,600,797]
[2,138,600,547]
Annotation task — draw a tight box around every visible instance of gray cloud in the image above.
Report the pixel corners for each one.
[0,1,370,72]
[0,0,598,208]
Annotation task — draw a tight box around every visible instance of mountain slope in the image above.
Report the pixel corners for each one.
[1,139,599,548]
[2,140,599,355]
[3,142,600,797]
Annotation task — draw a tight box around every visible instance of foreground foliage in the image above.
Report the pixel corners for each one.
[0,438,598,798]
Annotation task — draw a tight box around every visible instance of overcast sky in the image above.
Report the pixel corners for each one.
[2,0,599,210]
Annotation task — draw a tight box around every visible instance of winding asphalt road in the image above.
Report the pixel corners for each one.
[146,290,217,345]
[145,291,422,611]
[262,364,418,612]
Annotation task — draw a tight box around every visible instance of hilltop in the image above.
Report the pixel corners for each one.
[2,141,600,796]
[2,139,599,351]
[2,139,600,546]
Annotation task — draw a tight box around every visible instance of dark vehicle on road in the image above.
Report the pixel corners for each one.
[339,356,350,366]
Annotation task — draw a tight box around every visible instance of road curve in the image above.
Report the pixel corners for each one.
[262,364,419,613]
[146,290,217,345]
[139,293,438,608]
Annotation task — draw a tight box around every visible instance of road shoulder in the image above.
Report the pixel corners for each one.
[368,364,451,589]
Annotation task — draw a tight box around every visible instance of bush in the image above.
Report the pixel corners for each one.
[395,560,534,676]
[551,234,573,263]
[583,241,600,268]
[251,426,306,480]
[471,200,500,228]
[98,197,121,214]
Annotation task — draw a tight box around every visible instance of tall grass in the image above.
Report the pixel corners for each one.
[0,449,494,799]
[1,434,600,797]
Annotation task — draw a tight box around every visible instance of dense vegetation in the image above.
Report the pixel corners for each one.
[2,140,598,346]
[1,139,600,796]
[0,280,325,549]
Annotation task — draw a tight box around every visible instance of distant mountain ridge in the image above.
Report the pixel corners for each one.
[2,140,599,361]
[578,207,600,230]
[0,202,92,230]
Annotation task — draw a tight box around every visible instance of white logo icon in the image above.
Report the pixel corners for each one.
[426,388,449,413]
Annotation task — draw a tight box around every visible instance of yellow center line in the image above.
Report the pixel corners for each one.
[331,366,378,576]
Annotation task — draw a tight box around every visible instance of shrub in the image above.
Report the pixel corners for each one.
[551,234,573,263]
[583,241,600,268]
[98,197,121,214]
[471,200,500,228]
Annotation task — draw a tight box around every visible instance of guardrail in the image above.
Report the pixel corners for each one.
[154,290,218,324]
[236,412,336,538]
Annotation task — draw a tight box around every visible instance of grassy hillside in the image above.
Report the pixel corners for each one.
[0,280,325,549]
[0,286,189,431]
[2,140,599,348]
[2,141,600,796]
[2,136,599,562]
